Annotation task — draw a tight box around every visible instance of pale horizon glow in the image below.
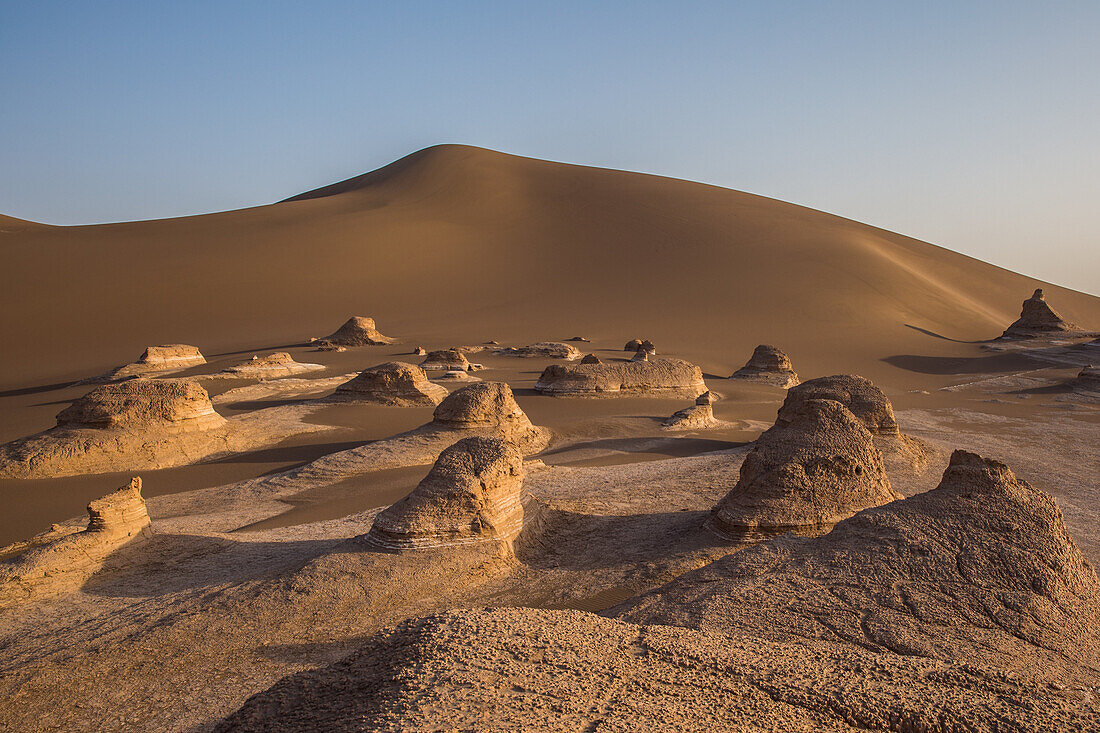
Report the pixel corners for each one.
[1,1,1097,294]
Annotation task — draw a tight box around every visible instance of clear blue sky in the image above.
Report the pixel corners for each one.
[2,1,1097,293]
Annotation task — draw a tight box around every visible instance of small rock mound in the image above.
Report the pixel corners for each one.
[85,344,206,383]
[630,349,648,362]
[729,345,800,387]
[779,374,898,435]
[420,349,470,371]
[432,382,533,440]
[315,316,395,347]
[535,358,706,397]
[0,478,153,603]
[1073,364,1100,392]
[365,437,531,551]
[495,342,582,360]
[661,397,717,431]
[1001,288,1079,339]
[580,353,601,364]
[709,398,899,541]
[624,339,642,351]
[329,362,448,406]
[566,336,590,342]
[218,352,323,379]
[57,379,226,433]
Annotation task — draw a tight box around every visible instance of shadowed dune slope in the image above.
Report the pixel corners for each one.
[2,144,1098,388]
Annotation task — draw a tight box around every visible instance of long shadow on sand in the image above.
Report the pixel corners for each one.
[882,352,1037,375]
[539,436,742,463]
[905,324,993,344]
[0,381,78,399]
[81,533,345,598]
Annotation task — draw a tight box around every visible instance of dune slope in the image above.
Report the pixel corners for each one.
[1,144,1098,389]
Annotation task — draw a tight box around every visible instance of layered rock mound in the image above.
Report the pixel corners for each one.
[624,339,642,351]
[85,344,206,383]
[365,437,533,550]
[1073,364,1100,392]
[431,382,537,445]
[535,358,705,397]
[0,379,229,478]
[580,353,601,364]
[495,342,582,360]
[420,349,470,371]
[1000,288,1079,339]
[729,344,800,387]
[328,362,448,406]
[217,606,1098,733]
[57,379,226,433]
[315,316,395,347]
[621,451,1100,685]
[0,478,153,603]
[216,352,324,379]
[661,392,719,431]
[709,398,900,540]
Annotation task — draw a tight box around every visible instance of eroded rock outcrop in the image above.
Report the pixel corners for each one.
[624,339,642,352]
[432,382,537,445]
[621,451,1100,685]
[661,392,719,431]
[314,316,395,348]
[365,437,534,551]
[216,352,324,379]
[709,398,899,540]
[495,342,582,360]
[0,478,153,603]
[534,358,705,398]
[420,349,470,371]
[84,344,206,383]
[729,344,800,387]
[580,353,601,364]
[328,362,448,406]
[0,379,230,478]
[1000,289,1079,339]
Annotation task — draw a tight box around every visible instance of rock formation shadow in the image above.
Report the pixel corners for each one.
[904,324,991,344]
[882,352,1037,375]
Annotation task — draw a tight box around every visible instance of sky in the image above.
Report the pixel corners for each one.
[1,1,1097,294]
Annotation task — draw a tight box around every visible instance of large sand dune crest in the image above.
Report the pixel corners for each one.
[1,144,1097,390]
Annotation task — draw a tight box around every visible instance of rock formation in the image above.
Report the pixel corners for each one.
[580,353,601,364]
[420,349,470,371]
[709,397,900,540]
[778,374,898,435]
[435,369,481,383]
[413,346,427,356]
[84,344,206,383]
[0,379,230,478]
[432,382,536,445]
[624,339,642,351]
[566,336,590,342]
[630,349,648,362]
[661,392,719,431]
[0,478,153,603]
[216,352,324,379]
[314,316,395,347]
[495,342,582,360]
[327,362,448,406]
[639,339,656,355]
[365,437,534,551]
[621,451,1100,684]
[535,358,706,397]
[729,344,800,387]
[1000,288,1079,339]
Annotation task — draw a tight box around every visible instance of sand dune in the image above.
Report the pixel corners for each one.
[2,144,1097,390]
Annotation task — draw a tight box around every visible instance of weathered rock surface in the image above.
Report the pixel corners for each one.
[366,437,533,550]
[630,349,649,361]
[661,393,718,431]
[710,398,899,540]
[534,358,706,397]
[315,316,395,347]
[0,478,153,603]
[420,349,470,371]
[1001,289,1079,339]
[84,344,206,383]
[621,451,1100,686]
[779,374,899,435]
[328,362,448,406]
[494,341,582,360]
[0,379,231,478]
[624,339,642,351]
[432,382,536,444]
[729,344,800,387]
[580,353,601,364]
[217,605,1099,732]
[215,352,324,379]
